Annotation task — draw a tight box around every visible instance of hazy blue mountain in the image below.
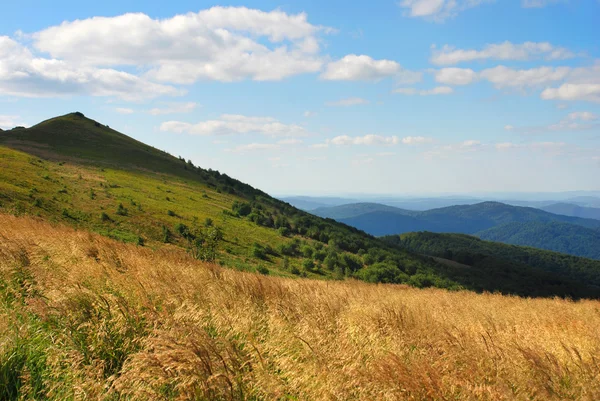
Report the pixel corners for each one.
[316,201,600,259]
[312,202,414,219]
[279,196,356,210]
[540,203,600,220]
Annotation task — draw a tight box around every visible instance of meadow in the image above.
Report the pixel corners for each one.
[2,213,600,400]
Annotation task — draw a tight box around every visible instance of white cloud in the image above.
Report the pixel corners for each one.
[480,65,570,89]
[160,114,307,137]
[0,36,181,100]
[115,107,134,114]
[311,143,329,149]
[303,111,317,118]
[0,115,26,129]
[321,54,400,81]
[567,111,597,121]
[504,125,515,131]
[325,97,369,107]
[149,102,198,115]
[433,65,571,90]
[394,86,453,95]
[509,112,599,134]
[32,7,329,84]
[541,84,600,103]
[399,0,493,21]
[225,143,280,153]
[330,134,399,146]
[431,42,574,65]
[401,136,435,144]
[433,68,478,85]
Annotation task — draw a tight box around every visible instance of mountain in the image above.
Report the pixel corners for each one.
[2,113,600,298]
[384,231,600,296]
[316,201,600,259]
[318,201,600,235]
[540,203,600,220]
[278,196,357,211]
[312,202,413,219]
[477,221,600,259]
[0,112,494,293]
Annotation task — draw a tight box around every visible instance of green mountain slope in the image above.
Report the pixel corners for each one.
[2,112,599,298]
[540,203,600,220]
[383,232,600,298]
[478,221,600,259]
[0,112,460,288]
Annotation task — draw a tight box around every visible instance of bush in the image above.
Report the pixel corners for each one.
[303,259,316,272]
[204,218,213,227]
[100,212,111,222]
[256,265,269,275]
[116,203,128,216]
[167,210,176,217]
[278,227,291,237]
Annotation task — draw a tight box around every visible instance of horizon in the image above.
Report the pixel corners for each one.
[1,0,599,194]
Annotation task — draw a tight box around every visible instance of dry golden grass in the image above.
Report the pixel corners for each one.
[1,213,600,400]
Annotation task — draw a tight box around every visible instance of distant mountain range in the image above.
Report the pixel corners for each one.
[281,195,600,212]
[313,201,600,259]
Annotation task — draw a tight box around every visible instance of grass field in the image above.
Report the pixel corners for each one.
[2,213,600,400]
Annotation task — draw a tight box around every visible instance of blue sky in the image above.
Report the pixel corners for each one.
[1,0,599,195]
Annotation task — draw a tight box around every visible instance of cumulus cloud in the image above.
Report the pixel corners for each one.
[398,0,493,21]
[433,68,478,85]
[431,41,575,65]
[32,7,329,83]
[509,112,599,134]
[394,86,453,95]
[325,97,369,107]
[0,36,181,100]
[148,102,198,115]
[433,65,572,89]
[321,54,400,81]
[159,114,307,137]
[541,84,600,103]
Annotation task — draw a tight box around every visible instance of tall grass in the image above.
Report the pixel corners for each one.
[1,213,600,400]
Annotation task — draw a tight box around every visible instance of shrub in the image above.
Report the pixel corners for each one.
[116,203,128,216]
[204,218,213,227]
[278,227,291,237]
[303,259,316,272]
[167,210,176,217]
[162,226,172,243]
[100,212,111,222]
[256,265,269,275]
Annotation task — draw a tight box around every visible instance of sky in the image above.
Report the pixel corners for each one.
[0,0,599,196]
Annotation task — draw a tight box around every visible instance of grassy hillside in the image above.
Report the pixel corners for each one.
[541,203,600,220]
[3,113,600,297]
[0,113,464,289]
[2,214,600,400]
[478,221,600,260]
[385,231,600,292]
